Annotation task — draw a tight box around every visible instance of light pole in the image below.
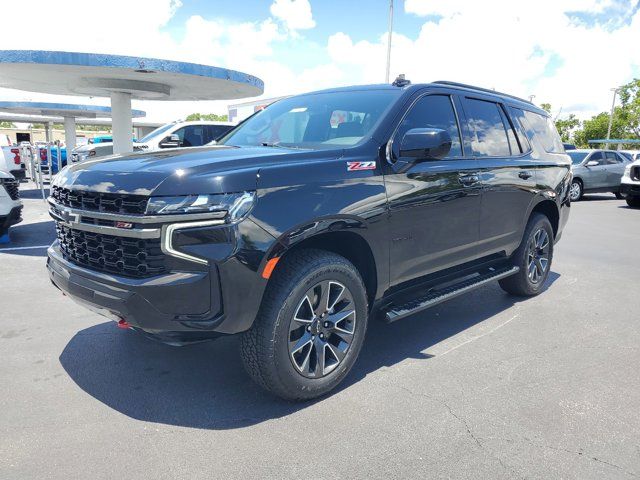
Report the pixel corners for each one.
[528,94,536,103]
[605,87,619,150]
[385,0,394,83]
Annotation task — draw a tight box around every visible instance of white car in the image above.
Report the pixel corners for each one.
[70,121,235,162]
[0,134,26,181]
[0,169,23,237]
[620,158,640,208]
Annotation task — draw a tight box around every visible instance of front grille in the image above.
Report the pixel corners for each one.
[55,223,166,278]
[3,179,19,200]
[632,166,640,182]
[52,186,148,215]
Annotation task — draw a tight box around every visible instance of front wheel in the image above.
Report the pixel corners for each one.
[569,180,583,201]
[499,213,554,297]
[615,191,624,200]
[240,249,368,401]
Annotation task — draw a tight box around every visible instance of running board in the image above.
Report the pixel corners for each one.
[384,266,520,323]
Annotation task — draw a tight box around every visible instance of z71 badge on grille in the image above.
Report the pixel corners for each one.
[346,161,376,171]
[115,221,134,229]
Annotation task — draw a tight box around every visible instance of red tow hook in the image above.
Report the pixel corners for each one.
[117,319,132,329]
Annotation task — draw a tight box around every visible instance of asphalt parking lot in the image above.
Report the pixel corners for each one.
[1,183,639,479]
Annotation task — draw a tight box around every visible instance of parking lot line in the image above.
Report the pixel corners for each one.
[0,244,50,252]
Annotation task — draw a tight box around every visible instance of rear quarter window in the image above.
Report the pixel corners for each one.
[521,110,564,153]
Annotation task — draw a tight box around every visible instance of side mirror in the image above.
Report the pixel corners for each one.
[586,160,599,167]
[159,134,181,149]
[399,128,452,161]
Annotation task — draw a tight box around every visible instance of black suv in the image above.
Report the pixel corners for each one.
[47,79,571,400]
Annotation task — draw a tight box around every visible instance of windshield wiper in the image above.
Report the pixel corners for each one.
[261,142,306,150]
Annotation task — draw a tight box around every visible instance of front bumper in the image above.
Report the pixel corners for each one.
[46,213,273,342]
[48,243,221,335]
[620,182,640,198]
[0,205,23,231]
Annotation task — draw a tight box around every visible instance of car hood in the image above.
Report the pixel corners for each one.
[54,145,341,196]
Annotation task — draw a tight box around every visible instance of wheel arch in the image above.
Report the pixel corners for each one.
[529,198,560,239]
[265,228,378,309]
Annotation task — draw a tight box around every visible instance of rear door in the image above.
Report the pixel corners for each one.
[459,96,537,256]
[605,151,625,187]
[386,92,481,286]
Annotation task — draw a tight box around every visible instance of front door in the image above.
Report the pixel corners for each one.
[386,93,481,286]
[584,151,608,189]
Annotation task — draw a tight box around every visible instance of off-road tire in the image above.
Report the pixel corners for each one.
[240,249,368,401]
[499,213,554,297]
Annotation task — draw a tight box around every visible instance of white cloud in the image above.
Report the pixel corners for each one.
[330,0,640,119]
[0,0,638,126]
[270,0,316,31]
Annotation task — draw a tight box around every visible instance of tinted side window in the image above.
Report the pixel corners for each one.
[462,98,511,157]
[498,107,522,155]
[396,95,462,157]
[605,151,622,164]
[508,107,533,153]
[589,151,605,164]
[522,110,564,153]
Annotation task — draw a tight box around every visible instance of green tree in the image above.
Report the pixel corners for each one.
[540,103,552,113]
[0,121,15,128]
[555,114,580,143]
[618,78,640,137]
[573,107,629,148]
[185,113,228,122]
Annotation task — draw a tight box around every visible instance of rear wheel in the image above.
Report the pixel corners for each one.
[240,249,368,401]
[499,213,554,297]
[569,179,583,201]
[627,196,640,208]
[615,191,624,199]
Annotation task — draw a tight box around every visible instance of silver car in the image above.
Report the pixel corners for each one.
[568,149,630,201]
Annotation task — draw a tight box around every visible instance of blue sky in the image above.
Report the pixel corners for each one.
[2,0,640,122]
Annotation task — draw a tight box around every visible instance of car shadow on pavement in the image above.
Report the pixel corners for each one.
[0,220,55,257]
[59,272,560,430]
[18,187,52,200]
[579,194,619,202]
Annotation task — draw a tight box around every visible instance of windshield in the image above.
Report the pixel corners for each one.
[138,123,175,144]
[218,90,401,150]
[568,151,588,164]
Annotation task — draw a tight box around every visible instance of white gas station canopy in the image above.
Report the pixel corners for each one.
[0,101,146,149]
[0,50,264,153]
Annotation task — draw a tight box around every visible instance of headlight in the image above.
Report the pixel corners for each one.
[146,191,255,220]
[624,164,632,178]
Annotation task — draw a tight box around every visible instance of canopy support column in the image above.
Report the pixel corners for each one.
[111,91,133,154]
[63,116,76,152]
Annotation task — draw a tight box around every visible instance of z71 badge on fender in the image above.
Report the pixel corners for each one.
[347,161,376,171]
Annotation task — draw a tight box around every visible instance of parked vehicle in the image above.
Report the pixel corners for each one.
[37,146,67,174]
[563,142,576,150]
[567,149,629,201]
[0,135,26,181]
[620,157,640,208]
[47,80,571,400]
[0,169,22,237]
[70,121,235,163]
[619,150,640,163]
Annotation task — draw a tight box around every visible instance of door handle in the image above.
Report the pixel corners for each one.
[458,173,480,186]
[518,171,533,180]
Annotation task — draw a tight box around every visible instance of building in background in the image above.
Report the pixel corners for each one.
[227,96,288,123]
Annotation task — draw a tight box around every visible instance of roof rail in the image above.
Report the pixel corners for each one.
[432,80,533,105]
